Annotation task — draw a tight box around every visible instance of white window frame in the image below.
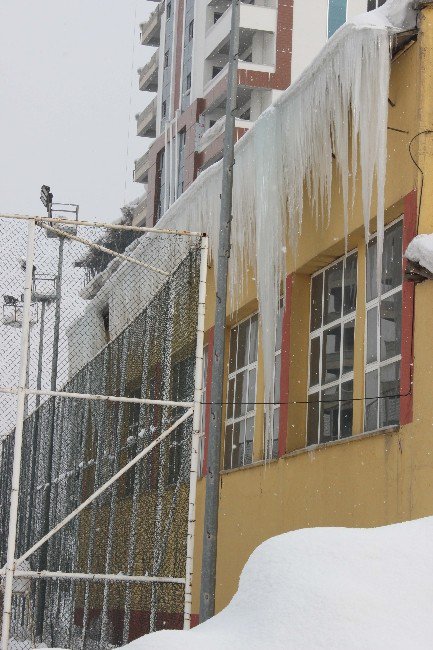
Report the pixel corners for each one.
[307,249,358,445]
[364,216,403,432]
[224,313,258,470]
[267,298,283,459]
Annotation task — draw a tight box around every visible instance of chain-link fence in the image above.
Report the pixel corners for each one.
[0,214,208,649]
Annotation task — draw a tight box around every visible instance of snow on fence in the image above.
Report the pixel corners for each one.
[0,215,208,649]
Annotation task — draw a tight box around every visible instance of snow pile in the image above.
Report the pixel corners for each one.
[124,517,433,650]
[405,234,433,274]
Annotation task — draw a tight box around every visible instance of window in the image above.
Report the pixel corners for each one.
[240,108,251,121]
[166,1,172,19]
[212,66,223,79]
[188,20,194,41]
[156,149,165,221]
[101,305,110,343]
[307,251,358,445]
[123,387,141,496]
[214,12,223,24]
[198,346,208,478]
[177,129,186,198]
[224,314,258,470]
[365,219,403,431]
[367,0,386,10]
[162,100,167,119]
[266,300,283,459]
[168,356,194,484]
[164,50,169,68]
[328,0,347,38]
[186,72,191,91]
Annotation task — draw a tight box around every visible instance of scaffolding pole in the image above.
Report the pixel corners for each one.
[1,219,36,650]
[184,236,209,629]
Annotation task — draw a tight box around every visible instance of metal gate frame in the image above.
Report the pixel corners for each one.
[0,214,208,649]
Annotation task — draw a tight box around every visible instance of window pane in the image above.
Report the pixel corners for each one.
[365,370,378,432]
[328,0,347,37]
[322,325,341,384]
[344,253,357,315]
[366,307,377,364]
[247,368,256,412]
[245,417,254,465]
[310,274,323,331]
[320,385,339,443]
[309,336,320,387]
[307,393,320,446]
[249,314,259,363]
[342,320,355,375]
[340,380,353,438]
[382,221,403,293]
[234,372,245,418]
[274,355,281,404]
[380,291,402,361]
[238,420,246,466]
[229,326,237,374]
[237,321,249,368]
[224,425,232,469]
[366,238,377,302]
[232,421,241,468]
[227,377,235,420]
[324,260,343,324]
[380,362,400,428]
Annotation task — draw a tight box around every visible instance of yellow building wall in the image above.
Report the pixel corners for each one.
[192,8,433,616]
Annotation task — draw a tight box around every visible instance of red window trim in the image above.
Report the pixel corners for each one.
[400,190,417,426]
[278,274,293,457]
[202,327,214,476]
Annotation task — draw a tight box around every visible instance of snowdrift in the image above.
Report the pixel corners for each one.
[124,517,433,650]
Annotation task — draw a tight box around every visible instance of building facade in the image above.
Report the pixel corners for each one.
[133,0,382,227]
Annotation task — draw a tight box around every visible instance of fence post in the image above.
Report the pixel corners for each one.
[184,236,208,629]
[1,219,36,650]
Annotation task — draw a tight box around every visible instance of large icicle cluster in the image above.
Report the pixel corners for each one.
[157,18,404,451]
[71,0,415,453]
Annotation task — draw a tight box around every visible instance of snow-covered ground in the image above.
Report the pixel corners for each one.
[124,517,433,650]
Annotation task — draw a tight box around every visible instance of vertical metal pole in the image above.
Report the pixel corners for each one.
[200,0,239,623]
[26,300,46,550]
[184,236,208,629]
[1,219,36,650]
[35,235,64,640]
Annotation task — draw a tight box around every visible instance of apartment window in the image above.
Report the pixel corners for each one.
[177,129,186,198]
[198,346,208,478]
[168,357,194,484]
[214,12,223,24]
[212,66,223,79]
[240,108,251,121]
[367,0,386,10]
[224,314,258,470]
[307,251,358,445]
[328,0,347,38]
[188,20,194,41]
[265,300,283,459]
[166,1,172,19]
[186,73,192,91]
[164,50,169,68]
[162,100,167,119]
[365,219,403,431]
[156,149,165,221]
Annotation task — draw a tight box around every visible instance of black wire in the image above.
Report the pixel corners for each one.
[202,389,411,407]
[408,130,433,232]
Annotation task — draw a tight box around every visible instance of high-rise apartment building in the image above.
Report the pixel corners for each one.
[132,0,383,227]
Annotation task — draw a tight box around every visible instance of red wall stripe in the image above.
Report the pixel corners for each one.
[278,274,293,457]
[202,327,215,476]
[400,190,417,426]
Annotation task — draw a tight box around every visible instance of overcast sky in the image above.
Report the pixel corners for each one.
[0,0,155,223]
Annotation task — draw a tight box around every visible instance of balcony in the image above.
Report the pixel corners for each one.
[134,149,151,184]
[205,2,277,61]
[196,115,252,154]
[132,195,148,227]
[136,97,157,138]
[139,50,159,92]
[140,2,164,46]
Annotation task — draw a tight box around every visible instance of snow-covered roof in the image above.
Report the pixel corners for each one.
[124,517,433,650]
